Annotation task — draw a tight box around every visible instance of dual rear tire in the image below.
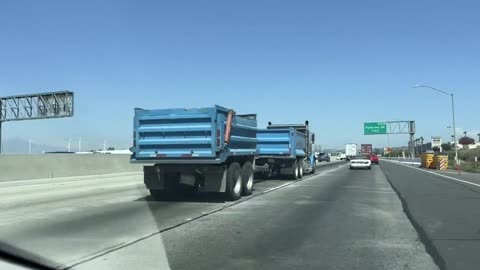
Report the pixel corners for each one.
[225,161,254,201]
[291,159,303,180]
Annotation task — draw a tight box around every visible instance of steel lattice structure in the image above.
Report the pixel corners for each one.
[385,121,415,134]
[0,91,74,122]
[0,91,74,153]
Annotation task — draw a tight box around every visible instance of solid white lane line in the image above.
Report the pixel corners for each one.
[390,160,480,188]
[0,172,142,188]
[264,163,347,193]
[0,175,142,192]
[264,182,293,193]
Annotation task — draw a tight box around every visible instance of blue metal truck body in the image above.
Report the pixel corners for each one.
[255,122,316,179]
[256,128,307,158]
[131,105,257,164]
[130,105,257,201]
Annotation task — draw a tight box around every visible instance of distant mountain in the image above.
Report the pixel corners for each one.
[1,138,64,154]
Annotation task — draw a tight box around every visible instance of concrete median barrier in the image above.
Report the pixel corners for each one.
[0,154,142,181]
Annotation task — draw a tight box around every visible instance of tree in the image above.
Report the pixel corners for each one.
[459,136,475,149]
[107,147,115,151]
[441,143,452,151]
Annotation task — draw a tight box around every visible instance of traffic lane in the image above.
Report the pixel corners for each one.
[160,163,437,270]
[430,168,480,186]
[0,174,145,222]
[380,161,480,270]
[0,163,345,268]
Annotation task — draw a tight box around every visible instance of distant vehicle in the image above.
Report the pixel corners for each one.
[131,105,257,201]
[360,144,373,154]
[349,154,372,170]
[255,121,316,179]
[345,143,357,160]
[317,152,330,162]
[338,153,347,160]
[369,153,379,164]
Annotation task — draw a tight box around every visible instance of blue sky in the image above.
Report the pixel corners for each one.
[1,0,479,151]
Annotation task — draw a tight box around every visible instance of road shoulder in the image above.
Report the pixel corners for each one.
[380,161,480,270]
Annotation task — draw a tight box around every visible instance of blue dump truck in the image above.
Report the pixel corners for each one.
[130,105,257,201]
[255,121,316,179]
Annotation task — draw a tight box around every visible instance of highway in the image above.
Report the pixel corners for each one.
[3,158,478,269]
[381,160,480,270]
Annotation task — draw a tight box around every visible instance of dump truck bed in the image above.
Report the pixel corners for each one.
[256,128,307,159]
[131,105,257,164]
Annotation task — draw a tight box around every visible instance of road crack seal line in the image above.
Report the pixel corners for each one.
[62,163,347,269]
[379,164,446,270]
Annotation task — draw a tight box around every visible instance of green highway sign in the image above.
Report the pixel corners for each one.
[364,122,387,135]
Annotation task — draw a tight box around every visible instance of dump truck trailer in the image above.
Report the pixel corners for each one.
[130,105,257,201]
[255,121,316,179]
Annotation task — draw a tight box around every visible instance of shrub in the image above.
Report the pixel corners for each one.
[441,143,452,151]
[458,148,480,162]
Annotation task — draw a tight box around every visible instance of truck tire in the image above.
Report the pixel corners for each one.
[241,162,254,196]
[291,160,299,180]
[298,160,304,178]
[226,162,242,201]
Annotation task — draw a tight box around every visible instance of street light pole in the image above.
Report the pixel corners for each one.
[450,93,459,169]
[414,85,459,172]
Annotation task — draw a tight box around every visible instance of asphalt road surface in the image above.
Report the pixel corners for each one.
[381,160,480,270]
[0,160,439,270]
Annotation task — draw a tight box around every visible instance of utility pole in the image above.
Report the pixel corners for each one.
[78,137,82,152]
[103,140,107,152]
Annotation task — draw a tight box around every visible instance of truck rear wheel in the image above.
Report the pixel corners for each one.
[241,162,254,196]
[291,160,299,180]
[226,162,242,201]
[298,161,304,178]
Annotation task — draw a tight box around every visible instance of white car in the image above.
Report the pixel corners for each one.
[338,153,347,160]
[349,155,372,170]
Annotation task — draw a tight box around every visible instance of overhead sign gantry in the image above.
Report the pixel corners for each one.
[0,91,74,153]
[364,121,416,159]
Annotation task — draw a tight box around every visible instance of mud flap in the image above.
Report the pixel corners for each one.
[199,166,227,192]
[143,166,165,190]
